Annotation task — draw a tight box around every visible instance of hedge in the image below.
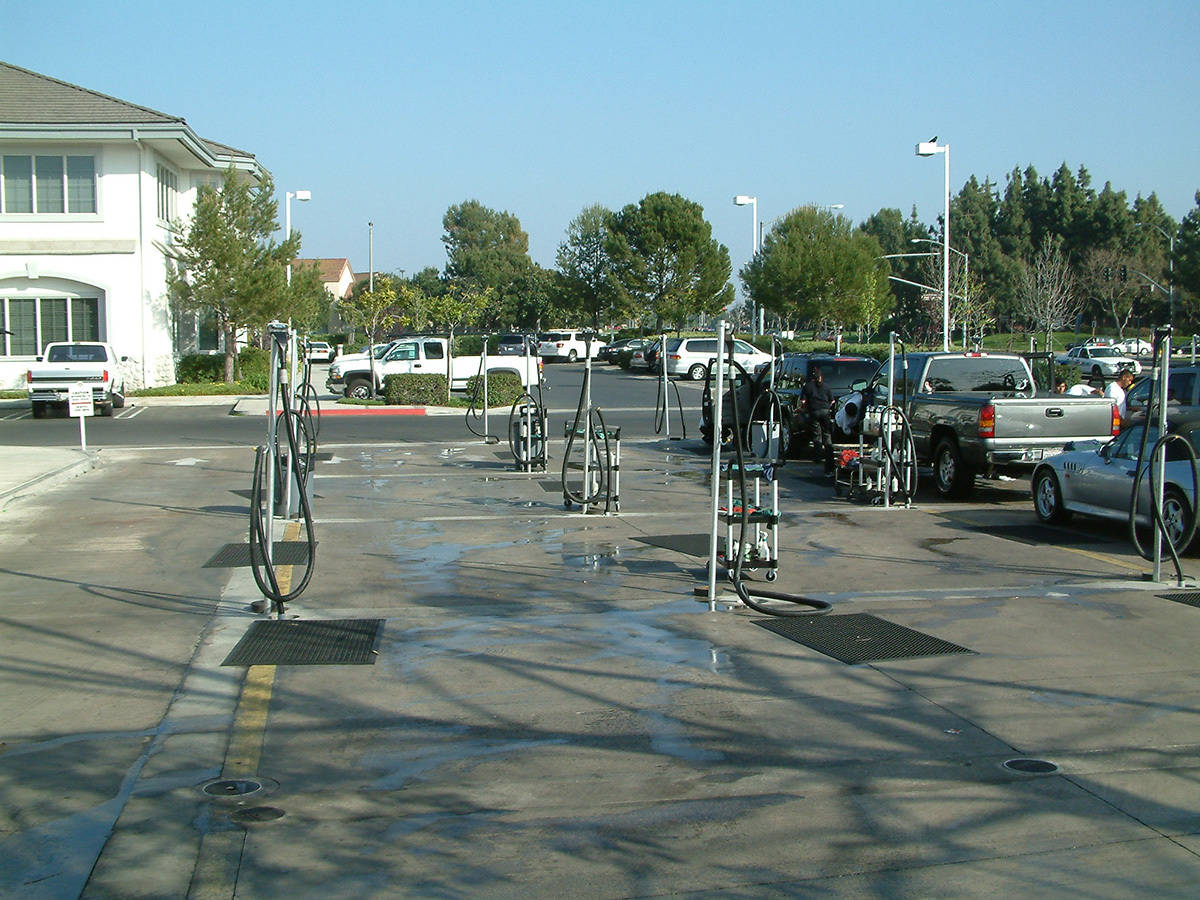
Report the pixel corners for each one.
[176,346,270,388]
[383,373,449,405]
[464,371,525,407]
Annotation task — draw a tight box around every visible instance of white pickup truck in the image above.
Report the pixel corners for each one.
[27,341,128,418]
[326,336,542,399]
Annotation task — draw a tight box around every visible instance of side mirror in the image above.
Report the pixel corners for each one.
[1099,442,1112,459]
[120,355,129,362]
[850,379,868,392]
[35,356,43,362]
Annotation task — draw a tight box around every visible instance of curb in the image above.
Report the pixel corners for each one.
[0,450,98,507]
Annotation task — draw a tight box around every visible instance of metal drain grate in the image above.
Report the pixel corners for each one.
[1158,592,1200,608]
[631,534,711,558]
[312,451,333,462]
[204,542,315,568]
[755,613,973,664]
[970,523,1114,547]
[222,619,384,666]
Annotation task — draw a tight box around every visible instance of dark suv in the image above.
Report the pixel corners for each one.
[496,334,534,356]
[771,354,879,451]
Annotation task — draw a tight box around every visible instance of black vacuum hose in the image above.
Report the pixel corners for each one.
[721,336,830,617]
[654,373,688,439]
[561,357,617,512]
[465,349,501,444]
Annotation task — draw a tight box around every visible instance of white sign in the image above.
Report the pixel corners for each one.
[68,383,94,418]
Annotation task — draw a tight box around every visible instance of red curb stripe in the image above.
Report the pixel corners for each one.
[317,406,428,416]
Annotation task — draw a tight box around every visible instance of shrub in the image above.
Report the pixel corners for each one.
[176,353,224,383]
[383,373,449,405]
[464,371,524,407]
[452,334,484,356]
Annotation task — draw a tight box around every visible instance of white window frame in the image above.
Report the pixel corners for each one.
[0,148,100,219]
[0,296,103,357]
[157,163,178,223]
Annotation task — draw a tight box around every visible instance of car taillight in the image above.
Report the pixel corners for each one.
[102,369,109,382]
[26,370,32,383]
[669,354,680,361]
[978,404,995,438]
[1111,403,1121,435]
[556,342,564,348]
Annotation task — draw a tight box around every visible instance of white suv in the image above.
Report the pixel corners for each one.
[664,336,771,380]
[536,330,605,362]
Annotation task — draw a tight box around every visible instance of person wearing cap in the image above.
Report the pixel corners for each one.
[1105,367,1136,423]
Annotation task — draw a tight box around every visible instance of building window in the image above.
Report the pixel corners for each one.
[1,297,100,356]
[157,164,178,222]
[0,154,97,214]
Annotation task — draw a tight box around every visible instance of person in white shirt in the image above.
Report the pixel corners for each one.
[1105,368,1136,421]
[1067,382,1099,396]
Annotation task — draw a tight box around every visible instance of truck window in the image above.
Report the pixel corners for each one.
[925,358,1030,392]
[47,345,107,363]
[423,342,444,360]
[386,343,418,361]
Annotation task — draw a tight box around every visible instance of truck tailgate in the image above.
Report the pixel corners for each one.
[994,396,1114,444]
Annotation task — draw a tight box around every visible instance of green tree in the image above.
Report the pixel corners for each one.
[607,192,734,332]
[288,260,334,334]
[1176,191,1200,326]
[442,199,533,295]
[556,204,620,329]
[741,205,886,331]
[338,275,399,398]
[167,169,299,382]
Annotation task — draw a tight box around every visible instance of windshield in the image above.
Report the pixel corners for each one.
[924,357,1032,392]
[1090,348,1121,358]
[809,360,879,392]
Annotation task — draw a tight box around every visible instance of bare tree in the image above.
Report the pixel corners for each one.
[1079,247,1142,339]
[1015,243,1081,352]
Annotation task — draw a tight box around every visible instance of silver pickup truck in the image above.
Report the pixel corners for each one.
[868,352,1119,498]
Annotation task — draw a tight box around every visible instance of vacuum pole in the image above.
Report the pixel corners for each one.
[482,336,490,443]
[583,335,593,514]
[1152,327,1172,581]
[707,319,727,611]
[883,332,896,510]
[660,332,670,440]
[264,328,283,566]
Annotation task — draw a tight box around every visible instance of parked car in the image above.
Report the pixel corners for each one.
[663,336,770,381]
[1031,411,1200,552]
[305,340,335,363]
[630,339,660,371]
[599,337,649,364]
[1056,344,1143,378]
[536,330,605,362]
[1115,337,1153,357]
[26,341,127,418]
[495,334,534,356]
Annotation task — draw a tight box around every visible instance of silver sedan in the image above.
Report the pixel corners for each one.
[1030,417,1200,551]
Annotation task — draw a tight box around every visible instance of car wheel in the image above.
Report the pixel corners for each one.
[112,390,126,409]
[688,364,707,381]
[1092,364,1103,377]
[933,438,975,499]
[347,379,373,400]
[568,349,578,362]
[98,402,113,417]
[1032,468,1072,523]
[1161,487,1194,553]
[31,402,46,419]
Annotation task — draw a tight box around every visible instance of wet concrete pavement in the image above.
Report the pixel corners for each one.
[3,435,1200,897]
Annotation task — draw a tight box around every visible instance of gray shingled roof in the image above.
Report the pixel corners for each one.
[0,61,255,160]
[0,60,181,124]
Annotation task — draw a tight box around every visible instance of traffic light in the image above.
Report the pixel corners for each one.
[1103,266,1112,280]
[1119,265,1128,281]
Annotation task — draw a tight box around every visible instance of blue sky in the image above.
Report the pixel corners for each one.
[9,1,1199,292]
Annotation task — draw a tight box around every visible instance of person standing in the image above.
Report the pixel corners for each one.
[1105,367,1136,423]
[802,365,835,475]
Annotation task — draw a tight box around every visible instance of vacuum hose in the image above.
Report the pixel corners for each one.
[722,337,831,617]
[654,373,688,439]
[249,377,317,615]
[509,380,549,469]
[465,349,500,444]
[561,355,617,512]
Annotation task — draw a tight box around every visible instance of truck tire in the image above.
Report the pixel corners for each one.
[31,402,47,419]
[1032,468,1071,523]
[112,390,125,409]
[933,437,975,499]
[98,401,113,417]
[347,379,373,400]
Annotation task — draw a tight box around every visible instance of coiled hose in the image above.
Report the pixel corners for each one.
[722,337,831,617]
[654,373,688,439]
[465,351,500,444]
[561,359,617,512]
[873,404,919,505]
[1128,332,1198,575]
[249,379,317,616]
[509,379,549,469]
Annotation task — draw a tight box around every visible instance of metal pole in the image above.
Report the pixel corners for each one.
[707,319,727,610]
[582,337,592,514]
[660,332,670,439]
[942,146,951,353]
[884,333,895,510]
[1152,328,1172,581]
[265,333,281,566]
[482,336,490,442]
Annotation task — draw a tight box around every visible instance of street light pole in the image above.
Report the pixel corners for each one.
[1136,221,1175,325]
[734,195,758,335]
[284,189,311,286]
[916,140,950,351]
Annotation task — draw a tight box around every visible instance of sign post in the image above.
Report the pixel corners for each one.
[68,383,93,451]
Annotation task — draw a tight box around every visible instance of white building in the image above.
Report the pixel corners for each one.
[0,61,264,389]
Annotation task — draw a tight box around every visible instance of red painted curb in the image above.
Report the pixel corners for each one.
[317,406,428,416]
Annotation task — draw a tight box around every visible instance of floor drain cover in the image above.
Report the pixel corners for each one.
[631,534,711,558]
[312,451,333,462]
[1003,758,1060,775]
[203,542,315,568]
[1159,592,1200,608]
[231,806,286,824]
[755,613,973,664]
[970,523,1114,546]
[222,618,384,666]
[203,779,263,797]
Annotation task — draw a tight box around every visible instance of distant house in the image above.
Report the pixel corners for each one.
[292,257,355,332]
[0,61,265,388]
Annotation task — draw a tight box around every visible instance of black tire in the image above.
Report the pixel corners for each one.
[688,363,707,381]
[1032,468,1071,523]
[1161,487,1194,554]
[347,379,373,400]
[98,402,113,417]
[31,402,46,419]
[1092,364,1103,378]
[933,438,975,499]
[112,390,125,409]
[567,349,578,362]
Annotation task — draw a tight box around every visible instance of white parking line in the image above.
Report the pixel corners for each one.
[2,410,29,420]
[116,406,145,419]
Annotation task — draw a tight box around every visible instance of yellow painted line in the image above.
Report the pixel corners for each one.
[1056,544,1146,573]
